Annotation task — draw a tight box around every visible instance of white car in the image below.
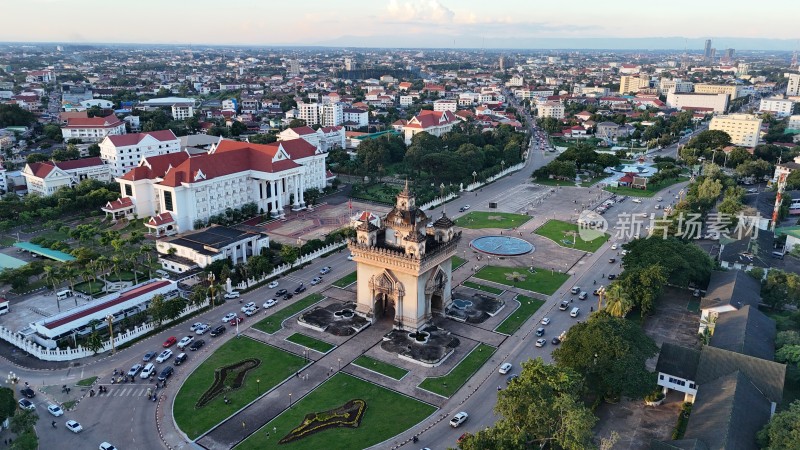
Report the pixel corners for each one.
[244,306,259,317]
[195,323,210,335]
[222,313,237,323]
[347,254,354,261]
[99,443,117,450]
[536,338,547,348]
[156,349,173,363]
[140,363,156,379]
[268,281,279,289]
[18,399,34,411]
[310,276,323,285]
[66,420,83,433]
[499,363,512,374]
[541,317,551,325]
[264,299,278,309]
[241,302,256,313]
[319,266,331,275]
[177,336,194,349]
[449,411,469,428]
[189,322,204,332]
[631,198,642,203]
[611,243,618,250]
[224,291,240,299]
[47,404,64,416]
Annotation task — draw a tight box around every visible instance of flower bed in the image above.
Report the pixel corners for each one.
[279,399,367,444]
[195,358,260,408]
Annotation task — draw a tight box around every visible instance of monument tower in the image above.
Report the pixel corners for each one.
[348,183,460,331]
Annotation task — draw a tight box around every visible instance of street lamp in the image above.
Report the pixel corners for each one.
[106,314,115,354]
[6,372,19,399]
[289,393,293,407]
[257,379,261,395]
[338,358,341,371]
[207,272,216,307]
[501,160,506,172]
[472,171,477,185]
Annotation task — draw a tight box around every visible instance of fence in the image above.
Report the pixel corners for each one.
[0,299,209,362]
[235,240,348,291]
[463,162,525,192]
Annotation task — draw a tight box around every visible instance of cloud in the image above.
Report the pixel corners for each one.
[386,0,455,24]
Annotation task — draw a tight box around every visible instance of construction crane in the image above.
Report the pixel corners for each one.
[772,172,788,231]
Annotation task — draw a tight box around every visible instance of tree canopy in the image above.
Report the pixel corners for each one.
[0,104,36,127]
[757,400,800,450]
[621,237,714,287]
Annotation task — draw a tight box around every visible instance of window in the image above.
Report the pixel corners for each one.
[124,184,132,196]
[164,191,174,212]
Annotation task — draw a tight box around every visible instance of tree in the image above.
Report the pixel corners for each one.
[148,294,167,326]
[552,311,658,400]
[87,143,101,157]
[0,104,36,127]
[26,153,49,164]
[85,331,103,354]
[303,187,321,206]
[249,133,277,144]
[458,359,597,450]
[603,282,635,318]
[42,123,62,140]
[280,245,300,266]
[687,129,731,151]
[762,269,800,310]
[9,408,38,435]
[622,238,714,288]
[162,298,186,322]
[757,400,800,449]
[287,119,306,128]
[0,387,15,425]
[356,138,391,176]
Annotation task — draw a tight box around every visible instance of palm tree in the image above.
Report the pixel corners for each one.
[139,244,155,279]
[111,254,123,281]
[603,283,633,318]
[43,265,62,311]
[62,262,80,306]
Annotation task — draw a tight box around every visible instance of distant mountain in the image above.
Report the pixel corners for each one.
[316,35,797,51]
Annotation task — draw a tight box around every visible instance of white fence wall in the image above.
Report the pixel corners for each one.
[464,162,525,192]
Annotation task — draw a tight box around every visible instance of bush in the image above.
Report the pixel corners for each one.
[645,389,665,402]
[671,402,693,439]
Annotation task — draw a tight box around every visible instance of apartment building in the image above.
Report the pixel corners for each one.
[22,157,111,196]
[659,78,694,94]
[759,97,795,118]
[537,101,565,119]
[61,114,126,143]
[403,110,458,144]
[786,73,800,97]
[278,125,345,152]
[666,92,729,113]
[297,102,343,127]
[709,114,762,147]
[433,99,457,112]
[694,84,742,99]
[99,130,182,177]
[619,75,650,94]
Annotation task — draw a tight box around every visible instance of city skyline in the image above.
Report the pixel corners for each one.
[2,0,799,50]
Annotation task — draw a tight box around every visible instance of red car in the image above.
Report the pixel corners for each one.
[162,336,177,347]
[229,316,243,326]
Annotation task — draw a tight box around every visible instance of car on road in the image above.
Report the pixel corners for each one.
[535,338,547,347]
[449,411,469,427]
[18,399,34,411]
[275,289,288,296]
[224,291,240,299]
[189,339,205,351]
[608,258,616,263]
[20,388,35,398]
[229,316,244,326]
[611,243,618,250]
[268,281,279,289]
[294,284,306,294]
[656,197,663,202]
[99,443,117,450]
[506,374,519,384]
[156,349,173,363]
[241,302,257,313]
[559,300,570,311]
[578,292,588,300]
[746,188,758,193]
[47,404,64,417]
[540,317,550,325]
[283,292,294,300]
[570,286,581,294]
[66,420,83,433]
[222,313,237,323]
[457,432,472,444]
[162,336,177,348]
[195,323,210,335]
[499,363,512,374]
[244,306,259,316]
[570,307,580,318]
[139,363,156,380]
[551,336,562,345]
[535,327,545,336]
[127,364,143,377]
[143,351,157,362]
[632,198,642,203]
[190,322,204,332]
[310,276,323,285]
[210,325,226,337]
[320,266,331,275]
[264,299,278,309]
[654,204,661,210]
[174,353,187,365]
[157,366,174,382]
[347,254,354,261]
[607,274,617,280]
[177,336,194,349]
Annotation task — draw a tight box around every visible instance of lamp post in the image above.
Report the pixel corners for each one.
[6,371,19,400]
[440,182,445,199]
[257,379,261,396]
[338,358,341,371]
[106,314,115,355]
[207,272,216,307]
[501,160,506,172]
[472,171,477,185]
[289,392,293,407]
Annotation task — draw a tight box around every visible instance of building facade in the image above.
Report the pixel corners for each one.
[694,83,742,98]
[403,110,458,144]
[99,130,182,177]
[759,97,795,118]
[22,157,111,196]
[619,75,650,94]
[666,92,729,113]
[537,101,565,119]
[156,225,270,272]
[709,114,763,147]
[433,99,457,112]
[61,114,126,143]
[297,102,343,127]
[786,73,800,97]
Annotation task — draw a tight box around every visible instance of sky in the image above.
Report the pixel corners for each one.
[1,0,798,49]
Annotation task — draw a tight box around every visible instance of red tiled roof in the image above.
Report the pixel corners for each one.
[119,152,191,181]
[106,130,178,147]
[405,110,457,129]
[320,126,343,133]
[43,280,171,330]
[147,212,175,226]
[63,114,122,128]
[103,197,133,211]
[27,162,54,178]
[54,157,105,171]
[289,126,317,136]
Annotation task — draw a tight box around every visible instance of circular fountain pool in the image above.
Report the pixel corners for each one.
[470,236,534,256]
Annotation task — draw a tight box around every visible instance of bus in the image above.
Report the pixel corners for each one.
[0,298,9,315]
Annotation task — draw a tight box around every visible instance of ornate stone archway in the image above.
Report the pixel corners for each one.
[368,271,405,327]
[425,266,448,317]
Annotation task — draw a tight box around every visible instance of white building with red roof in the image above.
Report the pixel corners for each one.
[278,125,345,152]
[22,157,111,196]
[403,110,458,144]
[61,113,126,143]
[113,139,328,232]
[99,130,181,177]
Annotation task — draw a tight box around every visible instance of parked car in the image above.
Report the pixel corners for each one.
[283,293,294,300]
[143,351,157,362]
[632,198,642,203]
[449,411,469,428]
[241,302,257,313]
[140,363,156,379]
[210,325,226,337]
[264,299,278,309]
[189,339,205,351]
[578,292,588,300]
[195,323,210,335]
[224,291,240,299]
[275,289,288,296]
[535,338,547,347]
[190,322,204,332]
[229,316,243,326]
[18,399,34,411]
[319,266,331,275]
[499,363,512,374]
[310,277,323,285]
[177,336,194,349]
[551,336,562,345]
[162,336,177,348]
[99,443,117,450]
[65,420,83,433]
[47,404,64,416]
[20,388,35,398]
[157,366,174,382]
[559,300,570,311]
[127,364,143,377]
[294,284,306,294]
[268,281,279,289]
[540,317,550,325]
[156,349,173,363]
[222,313,237,323]
[174,353,187,365]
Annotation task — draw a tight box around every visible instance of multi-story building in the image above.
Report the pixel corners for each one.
[759,97,795,118]
[788,115,800,130]
[342,107,368,128]
[694,84,742,99]
[537,101,565,119]
[99,130,182,177]
[619,75,650,94]
[60,114,126,143]
[278,126,345,152]
[666,92,729,113]
[171,103,194,120]
[156,225,270,272]
[297,102,343,127]
[112,139,328,232]
[433,99,457,112]
[403,110,458,144]
[785,73,800,97]
[659,78,694,94]
[22,157,111,196]
[709,114,762,147]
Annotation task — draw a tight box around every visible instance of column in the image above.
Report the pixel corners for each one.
[242,241,248,263]
[276,179,284,214]
[292,174,299,209]
[299,174,306,206]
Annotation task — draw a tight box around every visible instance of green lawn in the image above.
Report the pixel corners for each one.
[75,376,97,387]
[418,343,496,397]
[286,333,335,354]
[352,355,408,380]
[451,255,466,270]
[236,373,436,450]
[604,177,686,198]
[74,280,105,296]
[104,270,144,282]
[39,229,70,241]
[495,295,546,335]
[252,294,324,334]
[0,236,16,247]
[350,184,400,204]
[687,298,701,313]
[472,265,569,296]
[332,272,357,288]
[454,211,531,229]
[174,337,305,440]
[462,281,504,295]
[535,219,609,252]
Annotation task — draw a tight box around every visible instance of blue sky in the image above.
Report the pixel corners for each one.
[1,0,797,48]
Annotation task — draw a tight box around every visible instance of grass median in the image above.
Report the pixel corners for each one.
[473,265,569,296]
[451,255,466,270]
[495,295,545,335]
[352,355,408,380]
[418,343,496,397]
[535,219,608,253]
[252,294,324,334]
[286,333,335,353]
[454,211,531,229]
[462,280,504,295]
[332,272,357,288]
